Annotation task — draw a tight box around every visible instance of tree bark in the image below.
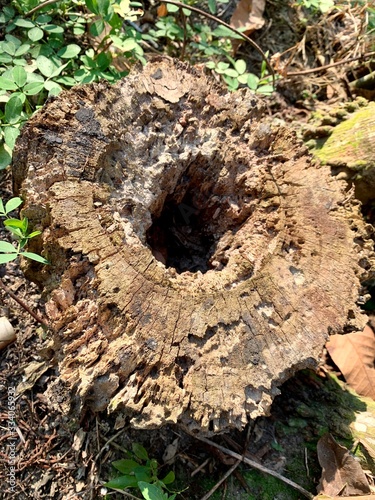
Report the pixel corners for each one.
[13,57,371,433]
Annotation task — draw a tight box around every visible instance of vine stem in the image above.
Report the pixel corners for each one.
[162,0,275,85]
[0,277,49,328]
[26,0,61,16]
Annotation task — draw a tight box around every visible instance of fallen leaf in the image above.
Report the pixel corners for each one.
[326,326,375,399]
[314,495,375,499]
[157,3,168,17]
[317,433,371,496]
[230,0,265,35]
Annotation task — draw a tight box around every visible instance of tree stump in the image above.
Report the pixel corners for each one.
[13,58,371,433]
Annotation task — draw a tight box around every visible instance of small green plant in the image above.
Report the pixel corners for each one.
[0,0,144,169]
[295,0,334,13]
[0,197,49,264]
[104,443,180,499]
[206,54,275,94]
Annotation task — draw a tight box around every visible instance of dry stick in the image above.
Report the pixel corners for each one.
[286,50,375,76]
[0,278,48,327]
[105,488,142,499]
[200,459,242,500]
[189,434,314,500]
[162,0,275,87]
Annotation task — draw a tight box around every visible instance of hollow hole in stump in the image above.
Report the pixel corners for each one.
[147,190,218,274]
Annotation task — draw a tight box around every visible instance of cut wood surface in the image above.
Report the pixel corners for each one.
[12,58,371,433]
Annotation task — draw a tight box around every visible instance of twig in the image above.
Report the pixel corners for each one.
[161,0,275,86]
[104,487,142,499]
[285,50,375,76]
[0,278,49,327]
[188,433,314,500]
[200,459,242,500]
[26,0,61,16]
[94,428,125,462]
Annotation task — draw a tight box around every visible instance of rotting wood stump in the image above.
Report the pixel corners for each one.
[12,58,372,433]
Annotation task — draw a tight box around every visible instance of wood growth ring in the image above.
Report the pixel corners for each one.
[13,58,369,433]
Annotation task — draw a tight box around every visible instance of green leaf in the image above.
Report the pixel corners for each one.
[12,66,27,88]
[112,459,140,474]
[0,145,12,170]
[212,26,242,39]
[0,253,18,264]
[36,55,56,77]
[4,197,23,213]
[97,0,112,17]
[167,3,179,12]
[132,443,149,461]
[35,14,52,23]
[138,482,168,500]
[237,73,249,84]
[0,241,17,253]
[28,27,44,41]
[4,218,27,232]
[0,53,13,64]
[234,59,246,75]
[89,18,105,36]
[23,81,45,95]
[4,127,20,150]
[43,24,64,34]
[55,75,76,86]
[57,44,81,59]
[247,73,259,90]
[85,0,99,15]
[14,18,35,28]
[0,199,5,214]
[44,81,62,96]
[121,37,138,51]
[14,43,31,57]
[104,475,139,489]
[96,51,112,70]
[208,0,216,14]
[256,84,274,95]
[2,6,16,20]
[5,95,24,124]
[4,34,21,48]
[223,68,239,78]
[27,230,41,239]
[0,77,18,91]
[2,41,16,56]
[161,471,175,485]
[217,61,229,71]
[134,465,152,483]
[20,252,49,264]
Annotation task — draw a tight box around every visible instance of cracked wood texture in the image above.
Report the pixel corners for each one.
[13,58,371,433]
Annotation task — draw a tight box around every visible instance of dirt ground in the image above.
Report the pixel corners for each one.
[1,1,374,499]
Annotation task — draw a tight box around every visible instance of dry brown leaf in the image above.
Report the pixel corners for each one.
[157,3,168,17]
[317,433,371,496]
[314,495,375,499]
[230,0,265,35]
[326,326,375,399]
